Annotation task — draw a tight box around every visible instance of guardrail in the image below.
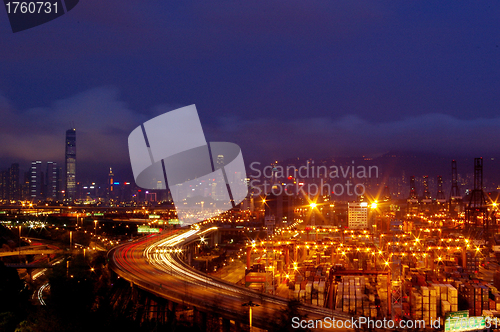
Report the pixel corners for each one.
[0,249,60,257]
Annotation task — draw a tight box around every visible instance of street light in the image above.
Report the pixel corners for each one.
[18,225,21,257]
[94,220,98,236]
[242,301,260,331]
[309,202,317,228]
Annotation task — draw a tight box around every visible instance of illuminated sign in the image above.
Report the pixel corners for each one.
[445,316,485,332]
[245,272,266,283]
[445,311,468,320]
[149,214,160,219]
[137,225,160,233]
[168,219,182,225]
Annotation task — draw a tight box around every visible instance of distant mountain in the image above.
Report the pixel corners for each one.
[253,151,500,191]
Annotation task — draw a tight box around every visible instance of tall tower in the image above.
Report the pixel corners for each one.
[466,158,488,235]
[436,176,445,200]
[422,176,430,199]
[407,176,418,214]
[65,128,76,200]
[0,163,19,201]
[0,170,7,200]
[212,154,227,201]
[46,162,59,200]
[409,176,417,200]
[449,160,462,215]
[450,160,460,198]
[30,161,43,200]
[8,163,19,201]
[107,167,114,200]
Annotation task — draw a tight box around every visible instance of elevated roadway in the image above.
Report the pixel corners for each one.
[0,247,61,257]
[109,227,355,331]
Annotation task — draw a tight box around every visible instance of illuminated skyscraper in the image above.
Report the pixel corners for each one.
[8,163,19,201]
[0,170,7,200]
[30,160,43,200]
[46,161,59,200]
[348,202,368,229]
[0,163,19,201]
[264,191,295,224]
[107,167,114,200]
[65,128,76,200]
[212,154,226,201]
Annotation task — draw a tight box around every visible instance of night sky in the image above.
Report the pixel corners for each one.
[1,1,500,181]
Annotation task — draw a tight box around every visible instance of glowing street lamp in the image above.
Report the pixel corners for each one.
[242,301,260,332]
[94,220,98,236]
[309,202,317,227]
[18,225,21,256]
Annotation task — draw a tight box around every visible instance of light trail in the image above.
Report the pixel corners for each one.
[110,227,355,331]
[38,283,49,305]
[143,228,352,318]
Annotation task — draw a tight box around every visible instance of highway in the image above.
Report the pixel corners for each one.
[0,247,60,257]
[109,227,355,331]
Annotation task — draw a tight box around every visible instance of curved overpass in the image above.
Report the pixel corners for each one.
[109,227,354,331]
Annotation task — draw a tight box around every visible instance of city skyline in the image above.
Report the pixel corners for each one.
[3,152,500,203]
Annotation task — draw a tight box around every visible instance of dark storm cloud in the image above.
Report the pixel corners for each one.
[200,111,500,161]
[0,87,175,164]
[1,86,499,175]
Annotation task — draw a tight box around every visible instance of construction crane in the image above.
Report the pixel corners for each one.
[465,158,488,241]
[449,160,462,216]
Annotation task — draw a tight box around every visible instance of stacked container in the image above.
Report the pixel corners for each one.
[421,286,431,325]
[447,284,458,312]
[334,276,378,317]
[411,289,423,321]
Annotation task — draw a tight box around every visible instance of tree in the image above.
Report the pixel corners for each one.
[0,262,29,330]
